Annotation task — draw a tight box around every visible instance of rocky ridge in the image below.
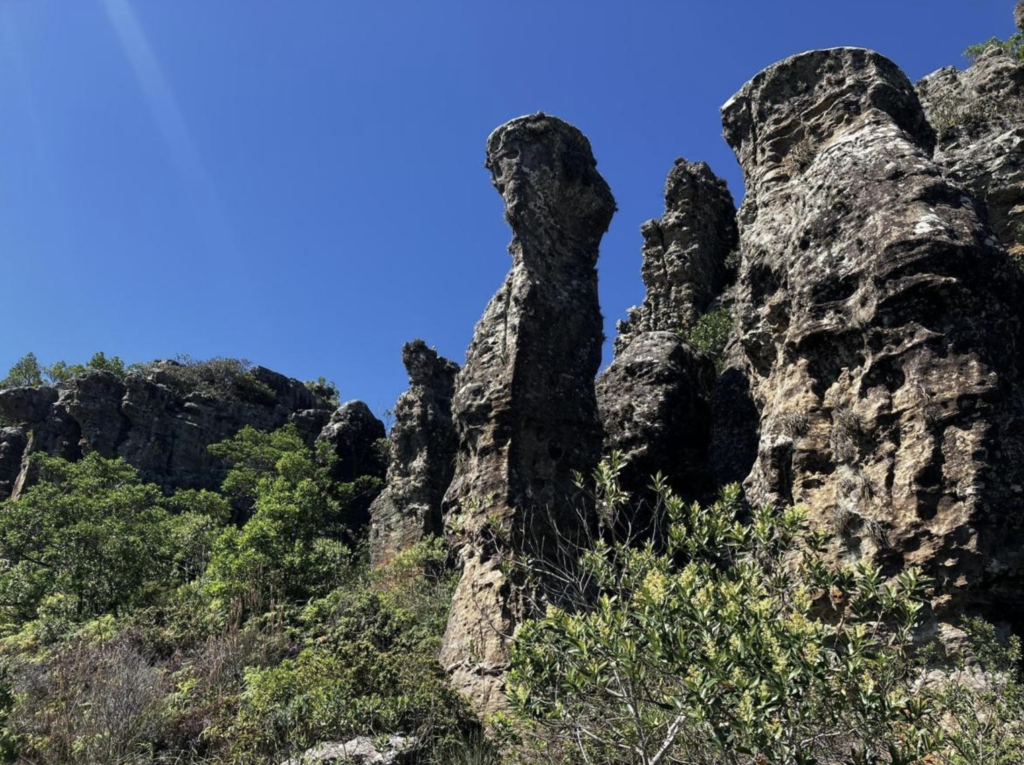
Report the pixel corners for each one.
[0,362,385,509]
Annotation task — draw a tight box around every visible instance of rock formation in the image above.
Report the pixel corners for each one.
[596,332,715,523]
[721,46,1024,621]
[917,31,1024,254]
[0,362,338,499]
[615,159,738,355]
[317,400,387,484]
[439,113,615,714]
[369,340,458,568]
[1017,0,1024,32]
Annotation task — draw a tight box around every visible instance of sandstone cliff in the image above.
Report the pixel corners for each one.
[719,46,1024,622]
[0,361,385,511]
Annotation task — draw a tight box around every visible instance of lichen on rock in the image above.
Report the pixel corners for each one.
[722,46,1024,621]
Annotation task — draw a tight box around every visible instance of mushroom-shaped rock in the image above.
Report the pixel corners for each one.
[440,113,614,716]
[722,47,1024,621]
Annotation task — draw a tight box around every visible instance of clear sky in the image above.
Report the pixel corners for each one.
[0,1,1013,416]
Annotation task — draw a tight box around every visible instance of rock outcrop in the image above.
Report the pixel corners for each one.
[439,113,615,715]
[281,735,416,765]
[317,400,387,484]
[615,159,739,355]
[917,32,1024,253]
[0,363,337,499]
[369,340,458,568]
[721,47,1024,621]
[596,332,715,523]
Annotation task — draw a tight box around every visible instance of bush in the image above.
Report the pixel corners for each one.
[965,32,1024,64]
[223,539,468,763]
[204,425,382,609]
[682,306,731,371]
[506,463,935,765]
[145,355,277,405]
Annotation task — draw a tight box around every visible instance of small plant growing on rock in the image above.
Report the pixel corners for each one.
[681,306,731,372]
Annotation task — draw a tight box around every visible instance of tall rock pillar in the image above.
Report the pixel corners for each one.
[439,113,615,715]
[723,48,1024,621]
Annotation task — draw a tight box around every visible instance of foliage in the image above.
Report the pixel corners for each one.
[965,32,1024,64]
[305,376,341,407]
[507,464,935,765]
[145,355,277,405]
[223,539,468,762]
[1,351,129,391]
[921,618,1024,765]
[682,306,732,371]
[0,454,212,626]
[205,424,382,609]
[0,353,44,389]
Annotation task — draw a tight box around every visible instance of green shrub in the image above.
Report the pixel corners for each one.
[0,455,179,626]
[145,355,277,405]
[507,463,935,765]
[204,425,382,609]
[965,33,1024,64]
[0,353,43,389]
[682,306,731,371]
[305,377,341,407]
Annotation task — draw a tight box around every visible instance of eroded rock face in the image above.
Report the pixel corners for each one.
[615,160,738,354]
[596,332,715,526]
[317,400,387,484]
[917,41,1024,253]
[369,340,458,568]
[1016,1,1024,33]
[0,365,336,499]
[440,113,614,715]
[723,48,1024,621]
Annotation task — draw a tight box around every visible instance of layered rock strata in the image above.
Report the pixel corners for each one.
[917,23,1024,254]
[0,363,337,499]
[615,159,739,355]
[439,113,615,714]
[369,340,459,568]
[722,47,1024,620]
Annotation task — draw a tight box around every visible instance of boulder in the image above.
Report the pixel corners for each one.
[317,400,387,484]
[280,735,416,765]
[596,332,715,529]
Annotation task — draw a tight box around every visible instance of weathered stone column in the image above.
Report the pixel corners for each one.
[723,47,1024,621]
[439,113,614,715]
[369,340,458,568]
[615,159,738,354]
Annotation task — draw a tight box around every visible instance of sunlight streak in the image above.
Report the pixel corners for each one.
[101,0,239,264]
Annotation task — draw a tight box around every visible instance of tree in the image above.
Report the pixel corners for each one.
[205,425,382,607]
[0,454,177,622]
[506,463,935,765]
[0,353,43,389]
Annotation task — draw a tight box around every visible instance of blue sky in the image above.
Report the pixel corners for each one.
[0,1,1012,416]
